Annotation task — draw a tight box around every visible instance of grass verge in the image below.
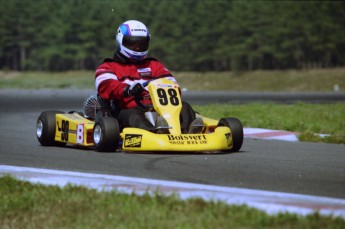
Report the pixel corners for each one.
[0,71,94,89]
[194,102,345,144]
[0,68,344,92]
[1,176,344,228]
[174,68,345,92]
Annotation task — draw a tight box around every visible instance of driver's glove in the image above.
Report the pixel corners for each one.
[124,83,144,97]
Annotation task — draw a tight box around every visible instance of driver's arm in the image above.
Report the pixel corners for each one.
[95,64,128,100]
[151,60,179,86]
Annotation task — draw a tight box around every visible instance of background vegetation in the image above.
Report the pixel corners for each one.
[1,0,345,72]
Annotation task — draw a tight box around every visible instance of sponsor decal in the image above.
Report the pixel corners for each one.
[225,133,232,147]
[156,83,174,88]
[167,135,207,145]
[138,67,152,77]
[131,28,147,33]
[138,67,151,73]
[124,134,142,148]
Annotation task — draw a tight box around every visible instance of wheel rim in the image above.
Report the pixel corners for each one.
[93,125,102,144]
[36,120,43,138]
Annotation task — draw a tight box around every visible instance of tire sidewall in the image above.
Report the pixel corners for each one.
[93,117,120,152]
[37,111,64,146]
[218,118,243,152]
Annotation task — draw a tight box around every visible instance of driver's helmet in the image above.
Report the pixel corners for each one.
[116,20,151,62]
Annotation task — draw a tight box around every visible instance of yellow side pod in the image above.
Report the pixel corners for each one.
[55,113,95,147]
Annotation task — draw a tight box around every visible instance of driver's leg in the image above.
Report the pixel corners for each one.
[118,108,155,131]
[180,102,204,134]
[180,102,196,133]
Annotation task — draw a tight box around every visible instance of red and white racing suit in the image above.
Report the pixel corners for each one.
[95,57,177,109]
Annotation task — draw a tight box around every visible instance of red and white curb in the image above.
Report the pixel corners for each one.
[1,165,344,218]
[244,128,299,142]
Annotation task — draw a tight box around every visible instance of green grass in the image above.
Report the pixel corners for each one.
[1,176,344,229]
[0,71,94,89]
[194,102,345,144]
[174,68,345,92]
[1,68,344,91]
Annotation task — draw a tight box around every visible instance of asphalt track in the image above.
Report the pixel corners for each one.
[0,89,344,199]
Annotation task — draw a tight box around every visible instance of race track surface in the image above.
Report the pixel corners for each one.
[0,89,344,199]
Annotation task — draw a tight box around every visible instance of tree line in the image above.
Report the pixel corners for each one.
[1,0,344,72]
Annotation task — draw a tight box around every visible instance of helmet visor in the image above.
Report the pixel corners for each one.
[123,36,150,52]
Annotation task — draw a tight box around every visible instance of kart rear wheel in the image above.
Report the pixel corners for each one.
[93,117,120,152]
[36,111,66,146]
[218,118,243,152]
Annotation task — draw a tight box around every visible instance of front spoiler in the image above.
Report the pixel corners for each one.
[121,127,233,152]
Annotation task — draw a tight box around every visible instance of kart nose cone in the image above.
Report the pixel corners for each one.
[36,120,43,138]
[93,125,102,144]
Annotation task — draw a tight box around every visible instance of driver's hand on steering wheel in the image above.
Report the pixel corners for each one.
[124,83,144,97]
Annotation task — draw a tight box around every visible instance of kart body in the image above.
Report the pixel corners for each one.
[36,78,243,153]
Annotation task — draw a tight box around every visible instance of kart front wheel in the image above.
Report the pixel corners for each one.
[218,118,243,152]
[93,117,120,152]
[36,111,66,146]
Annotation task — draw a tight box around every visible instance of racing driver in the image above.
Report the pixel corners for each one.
[95,20,202,133]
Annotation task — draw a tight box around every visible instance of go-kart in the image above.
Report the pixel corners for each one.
[36,78,243,153]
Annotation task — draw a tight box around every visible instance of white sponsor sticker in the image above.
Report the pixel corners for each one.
[77,124,84,144]
[137,67,152,73]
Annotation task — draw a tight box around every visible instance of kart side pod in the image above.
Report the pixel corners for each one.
[54,112,95,147]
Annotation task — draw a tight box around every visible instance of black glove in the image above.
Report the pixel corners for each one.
[124,83,144,97]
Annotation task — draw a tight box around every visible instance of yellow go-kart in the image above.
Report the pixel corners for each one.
[36,78,243,153]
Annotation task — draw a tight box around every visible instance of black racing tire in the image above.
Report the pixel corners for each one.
[36,111,66,146]
[218,118,243,152]
[93,117,120,152]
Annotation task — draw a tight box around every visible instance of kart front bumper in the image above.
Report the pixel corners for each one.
[121,127,233,152]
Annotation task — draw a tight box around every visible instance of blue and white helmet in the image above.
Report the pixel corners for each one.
[116,20,151,62]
